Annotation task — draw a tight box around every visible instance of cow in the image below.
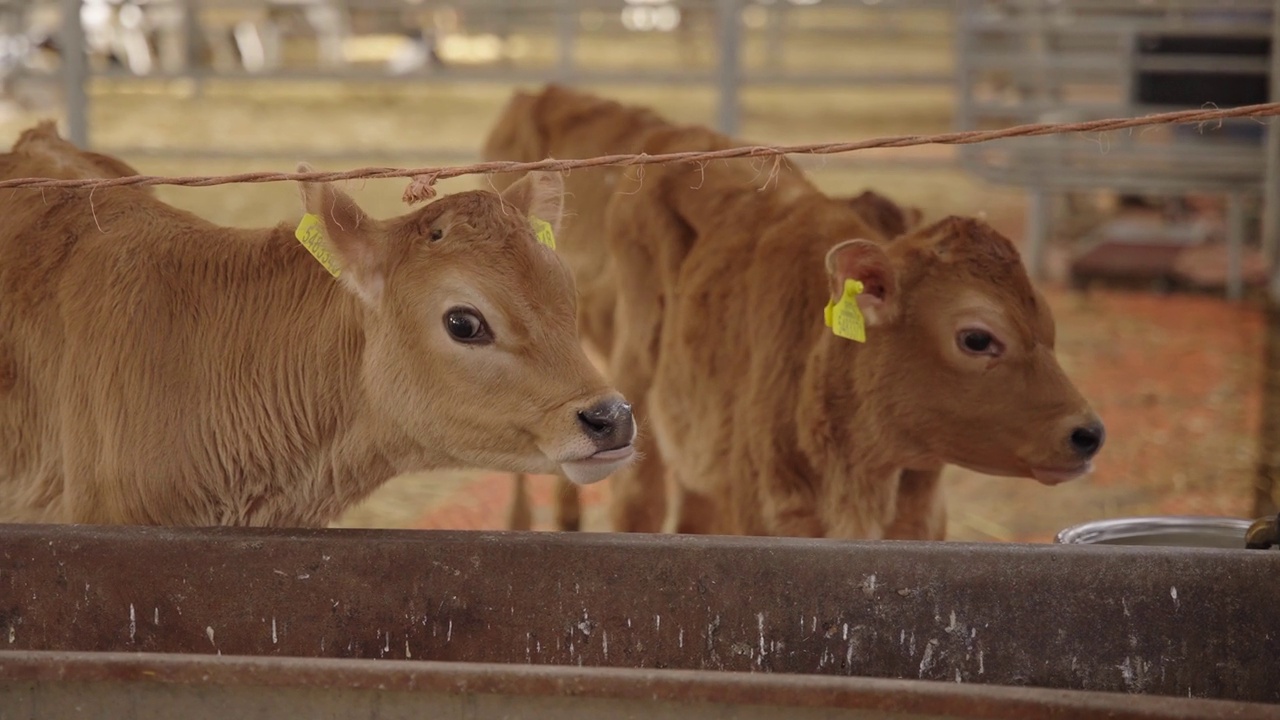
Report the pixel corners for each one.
[0,121,635,527]
[602,121,1103,539]
[481,83,671,531]
[482,84,936,534]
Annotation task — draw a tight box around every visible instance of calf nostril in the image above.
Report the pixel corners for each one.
[577,400,635,449]
[577,408,613,435]
[1069,422,1106,457]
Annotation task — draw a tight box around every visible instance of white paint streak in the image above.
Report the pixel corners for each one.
[129,604,136,641]
[153,608,159,625]
[271,617,278,645]
[678,628,684,648]
[758,613,767,659]
[405,640,412,659]
[918,639,940,676]
[447,621,453,642]
[603,631,609,660]
[206,626,216,646]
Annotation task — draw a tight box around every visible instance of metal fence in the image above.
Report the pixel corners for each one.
[953,0,1280,299]
[3,0,958,161]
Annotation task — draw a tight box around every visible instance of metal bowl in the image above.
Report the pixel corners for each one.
[1054,516,1253,549]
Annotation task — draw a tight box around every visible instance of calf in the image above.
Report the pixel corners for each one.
[605,123,1104,539]
[0,122,634,527]
[483,85,934,533]
[481,84,671,531]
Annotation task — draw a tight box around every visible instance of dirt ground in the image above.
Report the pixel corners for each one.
[0,12,1263,542]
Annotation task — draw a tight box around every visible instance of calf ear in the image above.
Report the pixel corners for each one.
[499,170,565,238]
[825,239,898,327]
[296,162,386,306]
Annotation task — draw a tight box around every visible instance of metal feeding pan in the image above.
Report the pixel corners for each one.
[1056,515,1257,549]
[1,524,1278,719]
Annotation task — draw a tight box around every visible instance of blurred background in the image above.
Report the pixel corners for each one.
[0,0,1276,542]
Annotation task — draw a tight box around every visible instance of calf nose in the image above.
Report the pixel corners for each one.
[1069,420,1106,459]
[577,398,635,451]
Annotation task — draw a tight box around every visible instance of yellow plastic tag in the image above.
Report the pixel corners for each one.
[530,216,556,251]
[823,278,866,343]
[295,213,342,278]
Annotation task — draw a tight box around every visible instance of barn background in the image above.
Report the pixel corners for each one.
[0,0,1272,542]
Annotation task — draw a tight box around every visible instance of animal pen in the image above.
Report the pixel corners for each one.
[1,1,1280,718]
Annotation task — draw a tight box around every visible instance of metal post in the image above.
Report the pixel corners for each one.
[1266,0,1280,274]
[1226,192,1246,302]
[1255,0,1280,518]
[60,0,88,148]
[764,2,786,68]
[715,0,741,137]
[183,0,204,97]
[555,0,576,83]
[1025,186,1050,282]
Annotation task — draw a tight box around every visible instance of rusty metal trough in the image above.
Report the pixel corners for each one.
[0,524,1278,719]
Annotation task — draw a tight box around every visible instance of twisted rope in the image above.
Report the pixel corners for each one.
[0,102,1274,200]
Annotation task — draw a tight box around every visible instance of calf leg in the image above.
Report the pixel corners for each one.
[553,475,581,532]
[607,429,667,533]
[506,473,532,531]
[883,467,947,541]
[668,482,717,535]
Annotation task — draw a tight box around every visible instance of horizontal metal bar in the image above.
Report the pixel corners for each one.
[1,650,1273,720]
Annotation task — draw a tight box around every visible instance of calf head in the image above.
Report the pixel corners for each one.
[825,216,1103,485]
[296,168,635,485]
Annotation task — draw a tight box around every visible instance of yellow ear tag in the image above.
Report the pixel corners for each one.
[295,213,342,278]
[530,216,556,251]
[823,278,867,343]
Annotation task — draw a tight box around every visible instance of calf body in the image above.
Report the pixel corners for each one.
[0,123,634,526]
[606,124,1103,539]
[482,84,673,531]
[483,85,943,534]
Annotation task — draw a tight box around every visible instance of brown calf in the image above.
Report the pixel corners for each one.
[481,84,672,531]
[483,85,939,533]
[0,122,634,526]
[603,123,1104,539]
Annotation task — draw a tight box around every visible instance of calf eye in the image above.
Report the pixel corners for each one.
[429,228,444,241]
[443,307,491,345]
[957,329,1001,357]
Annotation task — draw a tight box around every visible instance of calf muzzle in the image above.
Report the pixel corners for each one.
[1068,420,1106,460]
[577,398,636,452]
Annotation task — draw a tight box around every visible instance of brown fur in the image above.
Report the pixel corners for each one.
[0,122,635,526]
[481,84,674,531]
[484,86,940,534]
[605,122,1103,539]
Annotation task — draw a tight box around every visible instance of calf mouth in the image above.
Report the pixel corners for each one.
[953,459,1094,486]
[560,444,637,485]
[1031,461,1095,486]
